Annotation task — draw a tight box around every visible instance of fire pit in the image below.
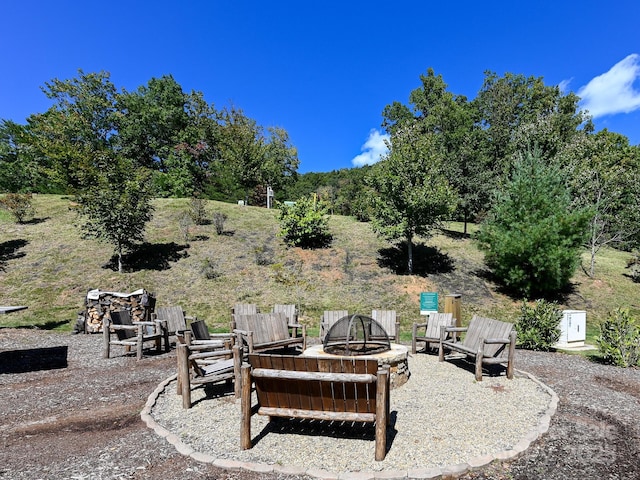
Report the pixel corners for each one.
[303,314,410,388]
[323,314,391,355]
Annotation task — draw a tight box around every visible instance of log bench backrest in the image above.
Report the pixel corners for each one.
[248,353,379,416]
[425,312,454,339]
[236,313,291,344]
[462,316,514,357]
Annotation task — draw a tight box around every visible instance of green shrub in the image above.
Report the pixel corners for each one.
[212,212,227,235]
[596,308,640,367]
[277,195,332,249]
[200,257,222,279]
[515,299,562,351]
[189,197,209,225]
[476,150,590,297]
[0,193,35,223]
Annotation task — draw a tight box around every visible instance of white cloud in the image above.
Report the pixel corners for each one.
[351,129,390,167]
[578,53,640,118]
[558,78,572,93]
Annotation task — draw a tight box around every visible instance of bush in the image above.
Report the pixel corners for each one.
[0,193,35,223]
[515,299,562,351]
[212,212,227,235]
[200,257,222,279]
[189,197,209,225]
[278,196,332,249]
[596,308,640,367]
[476,150,590,297]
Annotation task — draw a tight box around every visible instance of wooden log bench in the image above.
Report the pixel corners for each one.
[438,315,516,381]
[241,353,390,461]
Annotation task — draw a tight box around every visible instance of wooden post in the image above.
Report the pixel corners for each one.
[475,341,484,381]
[178,344,192,408]
[176,342,185,395]
[136,325,144,360]
[375,367,389,461]
[240,364,252,449]
[233,345,242,399]
[507,330,516,379]
[444,294,462,328]
[102,317,111,359]
[445,294,462,342]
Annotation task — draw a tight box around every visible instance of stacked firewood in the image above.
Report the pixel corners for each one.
[84,289,155,333]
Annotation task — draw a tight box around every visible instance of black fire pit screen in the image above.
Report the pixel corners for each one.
[323,314,391,356]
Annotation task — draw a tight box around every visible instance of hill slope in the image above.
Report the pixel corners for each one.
[1,195,638,341]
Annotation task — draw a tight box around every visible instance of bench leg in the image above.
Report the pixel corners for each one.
[375,367,389,461]
[240,365,252,450]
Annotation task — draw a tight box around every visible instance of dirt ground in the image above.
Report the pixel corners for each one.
[1,329,639,479]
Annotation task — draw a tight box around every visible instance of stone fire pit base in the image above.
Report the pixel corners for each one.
[301,343,410,388]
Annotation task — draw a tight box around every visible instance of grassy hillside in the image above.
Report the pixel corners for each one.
[1,194,638,343]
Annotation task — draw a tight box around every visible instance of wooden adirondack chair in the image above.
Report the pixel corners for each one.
[153,306,192,346]
[371,310,400,343]
[319,310,348,341]
[412,312,455,354]
[439,315,516,381]
[177,341,242,408]
[233,312,306,354]
[102,309,168,360]
[272,304,300,336]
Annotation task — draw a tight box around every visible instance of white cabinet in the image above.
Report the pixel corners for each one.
[556,310,586,347]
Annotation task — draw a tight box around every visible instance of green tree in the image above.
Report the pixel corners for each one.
[278,195,332,248]
[560,130,640,276]
[367,126,457,274]
[477,149,590,297]
[28,70,119,192]
[75,156,154,273]
[382,68,488,234]
[0,120,52,193]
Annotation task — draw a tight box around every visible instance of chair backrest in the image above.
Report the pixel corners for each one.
[371,310,397,338]
[233,303,258,315]
[235,312,290,344]
[190,319,211,340]
[462,315,514,357]
[110,309,135,341]
[424,312,454,339]
[320,310,348,340]
[249,353,379,414]
[272,304,297,324]
[155,306,187,334]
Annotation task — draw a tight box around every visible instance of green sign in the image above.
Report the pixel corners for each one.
[420,292,438,314]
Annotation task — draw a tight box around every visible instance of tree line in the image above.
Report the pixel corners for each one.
[0,70,298,203]
[2,68,640,293]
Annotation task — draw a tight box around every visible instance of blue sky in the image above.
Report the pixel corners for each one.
[2,1,639,173]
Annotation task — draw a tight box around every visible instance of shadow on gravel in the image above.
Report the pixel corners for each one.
[0,345,68,373]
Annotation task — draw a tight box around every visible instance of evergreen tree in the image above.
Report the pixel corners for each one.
[476,149,590,297]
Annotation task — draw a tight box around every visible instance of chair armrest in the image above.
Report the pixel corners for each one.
[188,341,226,351]
[483,337,511,344]
[413,322,429,329]
[109,324,138,330]
[189,349,233,361]
[133,321,158,326]
[444,326,468,333]
[233,328,251,336]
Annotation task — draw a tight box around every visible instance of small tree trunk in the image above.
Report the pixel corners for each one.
[406,236,414,274]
